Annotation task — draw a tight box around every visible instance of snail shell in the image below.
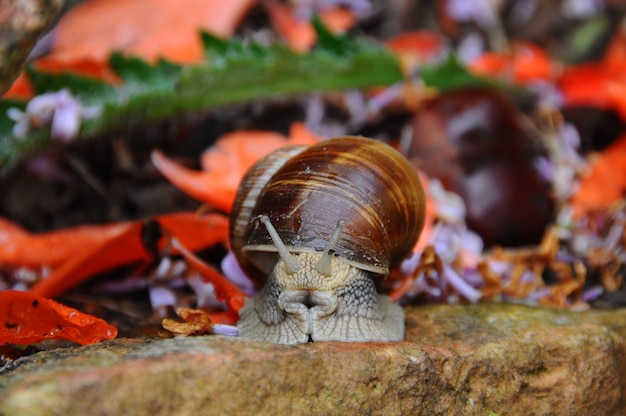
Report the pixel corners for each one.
[230,136,425,344]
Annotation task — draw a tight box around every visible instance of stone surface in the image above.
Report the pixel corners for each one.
[1,303,625,415]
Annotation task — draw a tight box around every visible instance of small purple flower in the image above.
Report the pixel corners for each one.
[149,285,177,317]
[457,33,486,65]
[292,0,372,20]
[581,285,604,302]
[187,274,224,308]
[562,0,604,19]
[429,179,466,224]
[445,0,501,28]
[221,251,257,296]
[7,89,100,142]
[441,264,482,303]
[212,324,239,337]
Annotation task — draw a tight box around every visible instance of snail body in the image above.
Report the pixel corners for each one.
[230,136,425,344]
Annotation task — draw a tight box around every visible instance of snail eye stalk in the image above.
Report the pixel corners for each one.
[260,215,302,274]
[315,220,345,276]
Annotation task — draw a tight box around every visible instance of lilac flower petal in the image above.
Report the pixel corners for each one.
[529,80,564,108]
[25,155,74,184]
[212,324,239,337]
[528,287,552,301]
[155,257,173,280]
[26,93,58,125]
[12,120,30,139]
[519,270,536,285]
[51,101,82,142]
[533,157,554,182]
[149,285,177,310]
[188,275,223,308]
[604,222,623,252]
[293,0,372,19]
[12,282,30,291]
[486,260,510,275]
[461,268,485,287]
[344,89,368,127]
[461,230,484,256]
[7,107,25,122]
[457,33,485,64]
[555,251,578,263]
[221,251,256,295]
[13,268,39,284]
[563,0,604,18]
[429,180,465,223]
[171,259,188,277]
[582,285,604,302]
[98,276,149,294]
[400,251,420,275]
[445,0,498,28]
[80,105,102,120]
[442,264,482,303]
[367,82,404,113]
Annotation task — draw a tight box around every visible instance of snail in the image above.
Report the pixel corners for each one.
[230,136,425,344]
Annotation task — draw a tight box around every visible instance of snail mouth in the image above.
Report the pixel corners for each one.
[301,293,317,309]
[278,289,339,333]
[279,289,338,313]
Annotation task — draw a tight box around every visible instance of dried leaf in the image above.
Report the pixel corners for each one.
[162,308,213,336]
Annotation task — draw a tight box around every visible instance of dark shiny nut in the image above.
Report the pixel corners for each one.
[408,87,555,247]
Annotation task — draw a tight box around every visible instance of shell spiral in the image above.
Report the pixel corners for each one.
[229,136,426,286]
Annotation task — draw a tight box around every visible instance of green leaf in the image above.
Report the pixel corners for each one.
[0,22,403,173]
[421,56,494,91]
[27,67,116,103]
[564,16,612,64]
[422,55,533,103]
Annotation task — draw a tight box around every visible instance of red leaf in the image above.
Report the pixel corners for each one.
[0,290,117,346]
[46,0,257,64]
[570,133,626,217]
[0,217,138,269]
[265,0,357,51]
[152,122,320,212]
[470,42,556,85]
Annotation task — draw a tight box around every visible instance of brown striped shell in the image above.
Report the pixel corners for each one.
[229,136,426,287]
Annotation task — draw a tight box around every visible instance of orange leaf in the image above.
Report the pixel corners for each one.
[265,0,357,51]
[30,221,150,298]
[34,56,122,85]
[386,31,446,58]
[558,63,614,109]
[570,133,626,217]
[172,239,246,314]
[510,42,555,84]
[469,52,509,78]
[470,42,556,84]
[601,24,626,76]
[152,122,321,212]
[156,212,229,252]
[45,0,257,65]
[0,290,117,345]
[26,212,229,298]
[413,170,437,254]
[385,31,447,74]
[2,73,33,99]
[0,218,139,269]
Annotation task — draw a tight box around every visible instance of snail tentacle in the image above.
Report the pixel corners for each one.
[260,215,301,274]
[314,220,345,276]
